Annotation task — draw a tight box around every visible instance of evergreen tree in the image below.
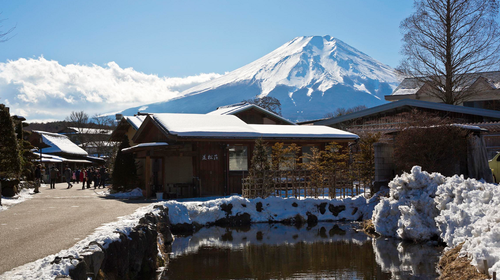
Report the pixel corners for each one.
[0,104,21,179]
[112,135,138,191]
[248,138,272,197]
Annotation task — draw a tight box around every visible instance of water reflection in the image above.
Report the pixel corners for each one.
[373,238,443,279]
[161,223,441,280]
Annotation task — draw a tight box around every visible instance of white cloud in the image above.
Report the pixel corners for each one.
[0,57,222,122]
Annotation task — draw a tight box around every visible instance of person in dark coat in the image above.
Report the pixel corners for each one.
[87,168,94,189]
[75,168,81,184]
[34,164,41,193]
[99,165,106,189]
[49,166,59,189]
[64,166,73,189]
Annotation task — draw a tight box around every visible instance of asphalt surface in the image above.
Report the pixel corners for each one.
[0,182,153,274]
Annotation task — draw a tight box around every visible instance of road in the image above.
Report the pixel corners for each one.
[0,182,153,274]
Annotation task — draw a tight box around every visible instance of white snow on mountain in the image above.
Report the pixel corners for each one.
[185,35,399,97]
[121,36,401,121]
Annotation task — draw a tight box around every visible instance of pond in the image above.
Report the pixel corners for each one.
[160,222,443,279]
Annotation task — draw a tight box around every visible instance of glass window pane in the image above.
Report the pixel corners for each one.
[229,146,248,171]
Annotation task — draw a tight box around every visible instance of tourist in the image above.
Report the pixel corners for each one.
[75,168,80,184]
[99,165,106,189]
[87,168,93,189]
[80,168,87,190]
[49,166,59,189]
[34,164,41,193]
[64,166,73,189]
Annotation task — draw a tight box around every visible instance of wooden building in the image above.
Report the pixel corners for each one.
[121,112,358,198]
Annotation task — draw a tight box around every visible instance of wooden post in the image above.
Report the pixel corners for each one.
[493,271,496,280]
[484,260,490,278]
[145,153,151,198]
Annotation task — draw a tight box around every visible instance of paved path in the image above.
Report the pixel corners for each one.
[0,183,153,274]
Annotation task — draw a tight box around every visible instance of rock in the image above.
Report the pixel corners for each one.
[329,204,346,216]
[215,213,251,226]
[306,212,318,227]
[68,259,88,280]
[281,214,306,226]
[79,242,105,279]
[220,203,233,216]
[318,202,327,214]
[256,202,263,212]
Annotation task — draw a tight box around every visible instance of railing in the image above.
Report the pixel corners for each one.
[242,169,371,199]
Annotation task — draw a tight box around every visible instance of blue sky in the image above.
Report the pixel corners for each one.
[1,0,414,77]
[0,0,415,121]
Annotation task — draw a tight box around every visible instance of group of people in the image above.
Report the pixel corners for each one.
[34,164,109,191]
[63,165,109,190]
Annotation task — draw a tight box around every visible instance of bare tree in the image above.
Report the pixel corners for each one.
[65,111,90,145]
[0,14,15,43]
[244,96,282,116]
[324,105,367,118]
[400,0,500,104]
[88,114,117,159]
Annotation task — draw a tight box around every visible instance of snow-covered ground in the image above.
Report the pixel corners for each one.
[1,192,378,279]
[0,184,40,212]
[373,166,500,277]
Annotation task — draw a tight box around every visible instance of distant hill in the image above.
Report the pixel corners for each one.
[121,36,401,122]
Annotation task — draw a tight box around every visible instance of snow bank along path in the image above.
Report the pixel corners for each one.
[373,166,500,276]
[0,192,381,279]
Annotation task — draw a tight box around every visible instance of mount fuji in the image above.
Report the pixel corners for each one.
[121,35,401,122]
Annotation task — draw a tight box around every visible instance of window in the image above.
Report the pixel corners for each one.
[229,146,248,171]
[301,145,318,164]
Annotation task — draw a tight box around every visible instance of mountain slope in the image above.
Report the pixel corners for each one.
[122,36,400,121]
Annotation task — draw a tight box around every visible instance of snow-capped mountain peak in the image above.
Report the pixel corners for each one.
[183,35,398,98]
[121,36,400,121]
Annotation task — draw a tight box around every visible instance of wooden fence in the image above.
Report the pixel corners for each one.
[241,169,371,199]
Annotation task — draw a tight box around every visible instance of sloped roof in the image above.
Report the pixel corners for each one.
[64,127,113,135]
[34,130,88,156]
[313,99,500,126]
[207,103,295,125]
[390,71,500,96]
[149,113,358,140]
[124,115,147,130]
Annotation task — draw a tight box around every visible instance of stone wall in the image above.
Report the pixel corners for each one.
[60,205,173,280]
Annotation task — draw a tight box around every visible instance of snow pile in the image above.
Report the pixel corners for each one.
[373,166,500,276]
[163,194,379,226]
[0,185,38,212]
[373,166,445,241]
[435,176,500,275]
[105,187,143,199]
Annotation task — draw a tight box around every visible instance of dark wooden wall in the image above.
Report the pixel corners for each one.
[194,142,226,196]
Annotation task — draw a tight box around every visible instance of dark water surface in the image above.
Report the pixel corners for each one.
[160,222,442,280]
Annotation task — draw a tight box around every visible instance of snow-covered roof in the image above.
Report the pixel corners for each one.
[390,71,500,96]
[122,142,169,152]
[32,152,92,163]
[124,115,147,130]
[249,124,357,139]
[150,113,358,140]
[207,103,295,125]
[34,130,88,156]
[65,127,113,135]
